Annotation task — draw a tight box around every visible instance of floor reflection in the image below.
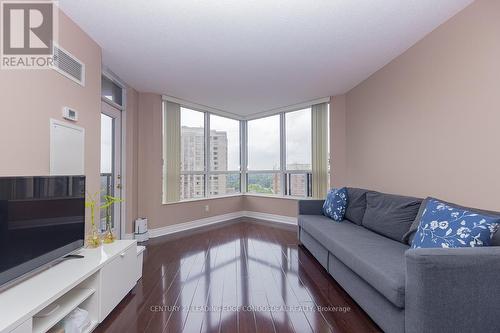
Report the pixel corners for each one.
[95,221,380,333]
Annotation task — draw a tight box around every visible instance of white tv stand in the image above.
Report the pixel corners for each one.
[0,240,142,333]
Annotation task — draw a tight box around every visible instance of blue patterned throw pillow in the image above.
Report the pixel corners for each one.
[411,199,500,249]
[322,187,348,222]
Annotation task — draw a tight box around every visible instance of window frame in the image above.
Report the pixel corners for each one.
[179,107,243,200]
[206,112,243,197]
[245,109,313,198]
[101,74,124,109]
[163,100,324,203]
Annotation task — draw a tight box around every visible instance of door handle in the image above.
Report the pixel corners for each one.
[116,184,122,189]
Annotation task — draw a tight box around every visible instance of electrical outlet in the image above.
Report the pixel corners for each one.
[204,205,210,213]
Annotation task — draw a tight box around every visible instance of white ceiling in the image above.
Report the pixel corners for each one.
[59,0,472,116]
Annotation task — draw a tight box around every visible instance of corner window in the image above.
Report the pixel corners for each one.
[163,100,327,202]
[246,109,313,197]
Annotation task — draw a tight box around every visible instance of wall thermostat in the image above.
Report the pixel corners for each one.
[62,107,78,121]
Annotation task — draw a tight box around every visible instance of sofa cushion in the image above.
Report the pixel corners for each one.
[362,192,422,242]
[402,197,430,244]
[411,199,500,249]
[299,215,408,308]
[404,197,500,246]
[322,187,348,221]
[345,188,369,225]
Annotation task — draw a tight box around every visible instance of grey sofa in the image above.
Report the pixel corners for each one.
[298,188,500,333]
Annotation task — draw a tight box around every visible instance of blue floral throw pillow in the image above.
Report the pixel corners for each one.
[322,187,348,222]
[411,199,500,249]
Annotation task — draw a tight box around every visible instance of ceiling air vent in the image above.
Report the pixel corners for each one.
[52,45,85,86]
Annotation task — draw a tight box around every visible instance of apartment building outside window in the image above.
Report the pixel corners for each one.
[180,108,205,200]
[208,114,241,196]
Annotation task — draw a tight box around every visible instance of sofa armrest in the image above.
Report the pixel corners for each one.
[298,200,324,216]
[405,247,500,333]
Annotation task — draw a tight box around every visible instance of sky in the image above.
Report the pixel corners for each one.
[101,114,113,174]
[247,115,281,169]
[285,109,312,169]
[248,109,312,170]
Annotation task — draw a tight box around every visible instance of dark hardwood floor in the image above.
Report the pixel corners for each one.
[95,220,381,333]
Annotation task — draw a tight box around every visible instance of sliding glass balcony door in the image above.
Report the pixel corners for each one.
[100,102,122,237]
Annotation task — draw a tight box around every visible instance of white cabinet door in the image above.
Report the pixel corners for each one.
[99,245,136,322]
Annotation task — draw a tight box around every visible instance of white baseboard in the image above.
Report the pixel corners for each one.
[124,211,244,240]
[149,211,245,238]
[242,211,297,225]
[124,211,297,240]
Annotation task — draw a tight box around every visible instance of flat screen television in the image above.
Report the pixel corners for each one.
[0,176,85,290]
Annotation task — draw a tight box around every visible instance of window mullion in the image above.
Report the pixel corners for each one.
[280,112,286,196]
[205,112,210,197]
[241,120,247,193]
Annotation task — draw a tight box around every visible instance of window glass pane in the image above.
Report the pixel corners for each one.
[209,174,240,196]
[181,108,205,172]
[180,174,205,200]
[248,115,280,170]
[210,115,240,171]
[100,114,114,230]
[101,76,123,106]
[100,114,113,174]
[286,108,311,170]
[286,173,311,197]
[247,173,281,195]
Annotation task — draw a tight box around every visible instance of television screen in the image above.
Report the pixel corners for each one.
[0,176,85,288]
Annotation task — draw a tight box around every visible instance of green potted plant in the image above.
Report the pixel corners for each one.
[85,191,101,248]
[101,195,123,244]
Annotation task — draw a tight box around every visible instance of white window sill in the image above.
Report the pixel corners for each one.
[244,193,314,201]
[162,193,316,205]
[162,193,243,205]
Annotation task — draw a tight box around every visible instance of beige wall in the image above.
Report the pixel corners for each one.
[124,87,140,233]
[243,196,298,217]
[330,95,347,188]
[344,0,500,210]
[0,10,101,230]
